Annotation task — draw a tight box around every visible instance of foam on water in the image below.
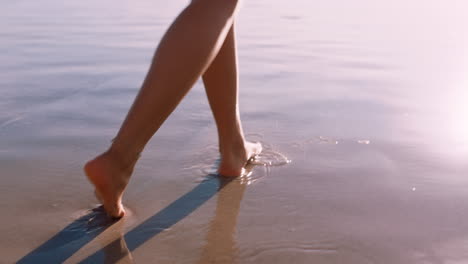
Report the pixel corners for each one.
[250,150,291,167]
[185,140,291,184]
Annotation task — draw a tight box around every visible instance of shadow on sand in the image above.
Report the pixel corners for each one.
[16,206,117,264]
[17,174,240,264]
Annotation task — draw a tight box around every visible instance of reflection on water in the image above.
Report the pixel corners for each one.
[196,175,247,264]
[19,175,247,263]
[76,175,244,263]
[99,236,133,264]
[77,176,221,263]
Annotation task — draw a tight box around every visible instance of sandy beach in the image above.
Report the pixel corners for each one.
[2,0,468,263]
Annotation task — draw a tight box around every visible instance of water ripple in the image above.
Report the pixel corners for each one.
[184,141,291,184]
[240,240,338,261]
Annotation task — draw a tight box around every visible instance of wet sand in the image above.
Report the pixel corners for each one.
[2,0,468,263]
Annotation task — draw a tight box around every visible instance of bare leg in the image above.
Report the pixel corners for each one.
[202,24,262,177]
[85,0,242,218]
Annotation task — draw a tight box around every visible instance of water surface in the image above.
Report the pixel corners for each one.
[1,0,468,263]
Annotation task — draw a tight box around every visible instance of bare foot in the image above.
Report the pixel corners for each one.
[218,141,262,177]
[84,151,134,218]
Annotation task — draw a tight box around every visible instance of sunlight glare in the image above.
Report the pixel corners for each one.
[448,86,468,145]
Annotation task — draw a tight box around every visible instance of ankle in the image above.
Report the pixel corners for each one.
[220,138,246,156]
[106,146,140,172]
[217,120,246,151]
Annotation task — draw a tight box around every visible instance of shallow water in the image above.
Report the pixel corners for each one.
[2,0,468,263]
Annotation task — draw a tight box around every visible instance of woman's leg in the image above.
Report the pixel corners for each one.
[202,24,261,177]
[85,0,242,218]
